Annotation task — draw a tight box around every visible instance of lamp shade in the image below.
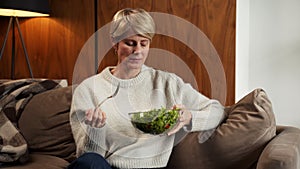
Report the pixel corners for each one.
[0,0,50,17]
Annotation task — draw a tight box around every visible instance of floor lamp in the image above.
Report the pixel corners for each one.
[0,0,50,79]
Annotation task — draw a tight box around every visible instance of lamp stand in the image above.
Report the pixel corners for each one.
[0,16,34,79]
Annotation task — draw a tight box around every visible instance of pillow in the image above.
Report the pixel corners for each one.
[18,86,76,162]
[166,88,276,169]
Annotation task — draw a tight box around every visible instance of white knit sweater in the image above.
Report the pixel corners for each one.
[70,65,224,169]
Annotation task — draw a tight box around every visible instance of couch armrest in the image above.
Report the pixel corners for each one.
[257,125,300,169]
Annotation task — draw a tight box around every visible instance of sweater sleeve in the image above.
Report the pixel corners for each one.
[170,74,225,132]
[70,83,96,156]
[188,100,225,131]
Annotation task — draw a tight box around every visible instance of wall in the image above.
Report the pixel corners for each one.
[0,0,236,105]
[236,0,300,127]
[236,0,249,101]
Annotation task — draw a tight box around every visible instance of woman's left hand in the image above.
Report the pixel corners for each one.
[167,104,192,136]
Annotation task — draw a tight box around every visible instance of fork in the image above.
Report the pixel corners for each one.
[96,83,120,108]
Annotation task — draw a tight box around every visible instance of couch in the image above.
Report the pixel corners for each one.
[0,79,300,169]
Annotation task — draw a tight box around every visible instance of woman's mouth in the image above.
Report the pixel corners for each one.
[129,58,142,62]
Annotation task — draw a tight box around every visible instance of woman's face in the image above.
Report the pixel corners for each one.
[115,35,150,71]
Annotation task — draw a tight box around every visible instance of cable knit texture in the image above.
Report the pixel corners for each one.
[70,65,224,169]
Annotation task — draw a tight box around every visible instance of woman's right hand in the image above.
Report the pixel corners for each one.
[84,107,107,128]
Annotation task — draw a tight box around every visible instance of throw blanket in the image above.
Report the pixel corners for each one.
[0,79,67,164]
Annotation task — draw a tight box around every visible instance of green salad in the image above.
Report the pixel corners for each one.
[130,108,180,135]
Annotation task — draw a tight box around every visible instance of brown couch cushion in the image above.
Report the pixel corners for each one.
[0,153,69,169]
[166,88,276,169]
[257,126,300,169]
[18,86,76,163]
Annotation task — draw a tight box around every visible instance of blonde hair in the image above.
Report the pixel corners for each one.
[110,8,155,43]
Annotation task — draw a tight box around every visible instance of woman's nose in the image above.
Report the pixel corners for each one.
[132,44,142,54]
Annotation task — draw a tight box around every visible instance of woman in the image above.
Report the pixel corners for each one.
[69,8,225,169]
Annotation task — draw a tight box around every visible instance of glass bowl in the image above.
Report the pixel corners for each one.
[128,108,180,135]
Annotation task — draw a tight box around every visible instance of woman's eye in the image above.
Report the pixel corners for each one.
[123,40,149,47]
[125,41,136,46]
[141,41,148,47]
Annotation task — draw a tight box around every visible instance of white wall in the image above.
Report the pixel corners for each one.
[236,0,300,128]
[236,0,250,102]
